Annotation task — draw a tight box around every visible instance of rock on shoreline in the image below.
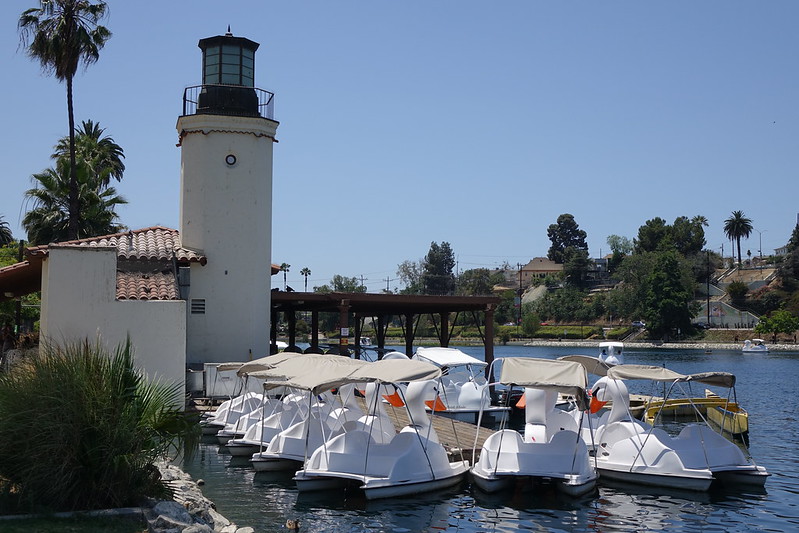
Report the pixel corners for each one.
[149,461,254,533]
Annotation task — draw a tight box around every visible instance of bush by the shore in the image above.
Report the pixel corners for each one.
[0,338,200,514]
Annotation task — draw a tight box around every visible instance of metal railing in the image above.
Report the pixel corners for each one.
[182,84,275,120]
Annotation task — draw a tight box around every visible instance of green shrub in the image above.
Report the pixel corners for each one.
[0,338,199,513]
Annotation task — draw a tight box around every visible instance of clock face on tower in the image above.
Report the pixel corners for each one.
[225,154,237,166]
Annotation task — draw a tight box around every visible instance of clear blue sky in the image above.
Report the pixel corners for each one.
[2,1,797,292]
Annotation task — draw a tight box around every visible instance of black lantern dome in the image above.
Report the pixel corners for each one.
[196,29,260,116]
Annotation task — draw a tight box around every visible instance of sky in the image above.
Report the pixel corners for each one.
[2,1,797,292]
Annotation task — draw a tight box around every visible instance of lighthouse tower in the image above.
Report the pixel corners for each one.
[177,30,278,364]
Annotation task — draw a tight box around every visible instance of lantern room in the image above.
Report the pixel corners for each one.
[196,29,260,116]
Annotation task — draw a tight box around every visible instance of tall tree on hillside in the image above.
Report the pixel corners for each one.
[22,158,126,244]
[547,214,588,263]
[54,119,125,188]
[422,241,456,295]
[634,217,670,253]
[723,210,753,265]
[644,251,697,339]
[19,0,111,240]
[0,216,13,247]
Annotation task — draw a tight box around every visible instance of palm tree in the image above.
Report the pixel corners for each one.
[18,0,111,240]
[300,267,311,292]
[0,216,13,246]
[280,263,290,290]
[723,210,753,266]
[54,119,125,188]
[23,158,126,244]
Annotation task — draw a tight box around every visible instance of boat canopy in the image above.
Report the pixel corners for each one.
[347,358,441,383]
[607,364,736,388]
[247,353,441,394]
[498,357,589,410]
[557,355,613,376]
[214,361,248,372]
[414,346,487,368]
[236,350,303,376]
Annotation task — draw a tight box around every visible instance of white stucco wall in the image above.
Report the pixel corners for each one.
[39,246,187,394]
[177,113,278,364]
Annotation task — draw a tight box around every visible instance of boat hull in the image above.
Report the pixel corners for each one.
[713,466,769,487]
[362,469,466,500]
[250,456,303,472]
[471,471,596,497]
[706,405,749,436]
[597,466,713,492]
[225,442,261,457]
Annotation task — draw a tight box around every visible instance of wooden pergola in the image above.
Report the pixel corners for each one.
[270,291,500,368]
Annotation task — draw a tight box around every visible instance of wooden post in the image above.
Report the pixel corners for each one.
[484,304,495,378]
[338,300,350,356]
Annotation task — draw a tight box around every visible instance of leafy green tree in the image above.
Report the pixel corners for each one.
[457,268,497,296]
[606,252,658,321]
[314,274,366,293]
[644,251,698,339]
[300,267,311,292]
[0,216,12,246]
[547,214,588,263]
[54,119,125,188]
[727,280,749,304]
[788,224,799,251]
[723,210,753,266]
[635,217,671,253]
[396,259,423,294]
[19,0,111,240]
[671,216,706,256]
[606,234,632,272]
[421,241,456,295]
[494,290,518,325]
[520,305,541,336]
[23,158,126,244]
[562,245,591,288]
[754,309,799,337]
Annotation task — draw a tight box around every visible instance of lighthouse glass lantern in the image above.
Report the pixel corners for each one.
[197,31,260,116]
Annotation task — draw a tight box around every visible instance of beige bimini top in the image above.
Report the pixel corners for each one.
[606,364,736,388]
[498,357,589,410]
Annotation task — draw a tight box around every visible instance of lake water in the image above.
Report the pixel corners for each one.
[181,345,799,532]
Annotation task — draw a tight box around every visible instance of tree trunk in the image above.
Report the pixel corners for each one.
[67,75,79,241]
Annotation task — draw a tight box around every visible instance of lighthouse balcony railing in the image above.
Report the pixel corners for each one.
[182,84,275,120]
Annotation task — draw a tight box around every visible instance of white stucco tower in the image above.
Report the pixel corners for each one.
[177,31,278,364]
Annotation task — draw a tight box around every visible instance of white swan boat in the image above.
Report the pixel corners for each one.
[470,357,597,496]
[412,347,509,424]
[289,357,469,499]
[742,339,768,352]
[588,365,769,490]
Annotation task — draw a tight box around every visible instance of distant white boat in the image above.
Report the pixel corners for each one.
[598,341,624,365]
[742,339,768,352]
